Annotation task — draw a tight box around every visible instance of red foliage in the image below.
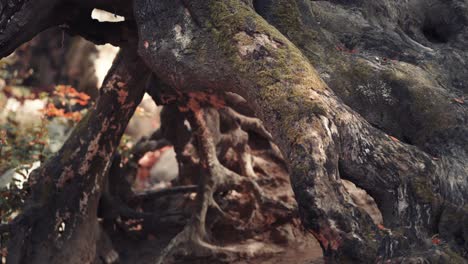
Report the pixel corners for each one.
[41,103,82,121]
[41,85,91,121]
[54,85,90,106]
[431,235,441,245]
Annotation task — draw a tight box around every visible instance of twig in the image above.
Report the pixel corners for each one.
[131,185,198,202]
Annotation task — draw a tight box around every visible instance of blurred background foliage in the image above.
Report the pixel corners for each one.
[0,19,108,226]
[0,11,163,256]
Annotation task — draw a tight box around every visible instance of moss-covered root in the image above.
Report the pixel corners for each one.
[134,0,467,261]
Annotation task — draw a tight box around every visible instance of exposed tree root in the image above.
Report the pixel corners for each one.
[131,185,198,203]
[154,105,293,263]
[2,0,465,262]
[133,0,468,261]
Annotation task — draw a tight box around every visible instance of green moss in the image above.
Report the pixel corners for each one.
[271,0,303,37]
[412,175,439,204]
[269,0,321,60]
[381,66,455,142]
[209,0,316,79]
[208,0,328,138]
[332,59,377,88]
[439,247,467,264]
[348,60,375,81]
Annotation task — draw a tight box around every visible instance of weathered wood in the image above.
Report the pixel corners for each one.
[0,0,466,262]
[0,0,132,58]
[134,0,467,261]
[6,48,150,264]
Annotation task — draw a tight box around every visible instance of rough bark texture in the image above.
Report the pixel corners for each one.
[134,0,467,262]
[0,0,467,263]
[254,0,468,260]
[6,48,149,264]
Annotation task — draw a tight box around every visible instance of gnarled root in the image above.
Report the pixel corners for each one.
[155,103,292,263]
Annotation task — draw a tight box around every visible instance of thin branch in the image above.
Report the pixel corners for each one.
[223,92,255,117]
[66,19,137,47]
[131,185,198,203]
[220,107,273,141]
[131,138,170,161]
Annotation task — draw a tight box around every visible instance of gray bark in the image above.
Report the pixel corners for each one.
[0,0,467,263]
[134,0,468,261]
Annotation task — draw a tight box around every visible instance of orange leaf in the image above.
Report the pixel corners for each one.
[389,136,399,142]
[76,92,90,101]
[75,99,89,106]
[453,98,465,104]
[431,236,441,245]
[42,103,66,117]
[377,224,386,230]
[129,224,142,231]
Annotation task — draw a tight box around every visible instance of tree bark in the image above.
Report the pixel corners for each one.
[0,0,466,262]
[6,48,150,264]
[134,0,468,262]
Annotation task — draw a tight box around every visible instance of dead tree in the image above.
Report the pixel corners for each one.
[0,0,467,263]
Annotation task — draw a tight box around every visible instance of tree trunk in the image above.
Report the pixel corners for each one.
[134,0,468,262]
[0,0,466,262]
[5,48,149,264]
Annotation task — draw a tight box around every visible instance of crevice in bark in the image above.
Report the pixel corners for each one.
[422,20,449,44]
[341,179,383,226]
[252,0,270,15]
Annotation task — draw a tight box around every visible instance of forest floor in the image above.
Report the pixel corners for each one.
[105,144,381,264]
